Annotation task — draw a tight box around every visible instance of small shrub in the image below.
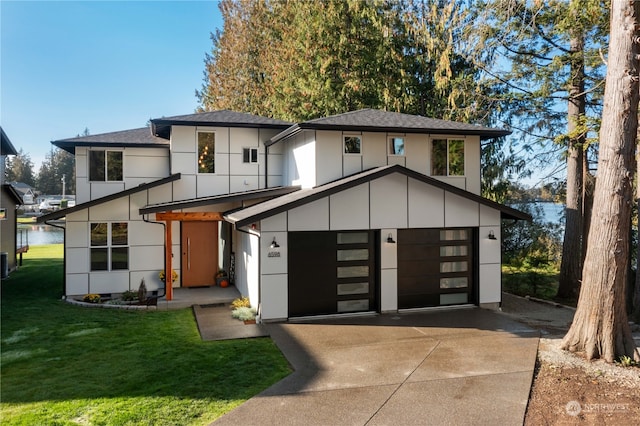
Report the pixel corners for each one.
[138,278,147,302]
[618,355,638,368]
[83,294,101,304]
[231,296,251,309]
[121,290,138,301]
[232,306,256,321]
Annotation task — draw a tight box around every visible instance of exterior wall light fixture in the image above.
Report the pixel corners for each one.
[386,233,396,244]
[270,237,280,248]
[488,230,497,240]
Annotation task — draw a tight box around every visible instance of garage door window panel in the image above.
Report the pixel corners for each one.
[440,277,468,289]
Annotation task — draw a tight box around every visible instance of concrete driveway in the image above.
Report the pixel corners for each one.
[212,308,539,425]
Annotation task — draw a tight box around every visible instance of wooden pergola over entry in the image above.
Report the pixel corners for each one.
[155,211,223,300]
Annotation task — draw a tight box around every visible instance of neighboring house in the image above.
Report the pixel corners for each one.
[9,182,36,206]
[1,127,23,278]
[38,109,529,321]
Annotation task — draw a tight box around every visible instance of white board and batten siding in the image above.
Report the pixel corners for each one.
[255,173,503,320]
[284,130,482,195]
[74,146,169,204]
[64,188,180,297]
[170,125,282,200]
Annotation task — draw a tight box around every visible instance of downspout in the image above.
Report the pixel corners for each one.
[265,144,269,189]
[142,214,167,298]
[44,219,66,298]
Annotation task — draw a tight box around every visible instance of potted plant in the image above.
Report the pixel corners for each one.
[215,269,229,287]
[158,269,178,283]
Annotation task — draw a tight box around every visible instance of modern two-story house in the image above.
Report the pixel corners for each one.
[39,109,529,321]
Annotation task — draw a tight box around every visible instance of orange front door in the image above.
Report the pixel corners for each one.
[181,222,218,287]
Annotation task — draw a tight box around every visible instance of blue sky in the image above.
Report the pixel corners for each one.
[1,0,222,169]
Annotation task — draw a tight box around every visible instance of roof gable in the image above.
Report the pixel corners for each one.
[1,127,18,156]
[2,184,23,204]
[150,110,294,139]
[37,174,181,222]
[268,109,511,145]
[52,127,168,154]
[224,165,530,227]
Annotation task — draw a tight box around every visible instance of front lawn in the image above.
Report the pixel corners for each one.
[1,245,291,425]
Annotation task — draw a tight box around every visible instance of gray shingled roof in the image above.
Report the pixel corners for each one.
[150,110,294,139]
[224,164,531,227]
[52,127,167,154]
[139,185,302,214]
[37,174,181,223]
[1,126,18,156]
[268,109,510,145]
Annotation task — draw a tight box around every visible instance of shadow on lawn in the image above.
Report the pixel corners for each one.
[1,249,290,404]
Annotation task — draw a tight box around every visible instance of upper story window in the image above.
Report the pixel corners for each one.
[344,135,362,155]
[431,139,464,176]
[198,132,215,173]
[243,147,258,163]
[89,150,123,181]
[90,222,128,271]
[388,137,405,156]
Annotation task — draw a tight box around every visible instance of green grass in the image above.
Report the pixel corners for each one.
[17,217,37,224]
[1,245,291,425]
[502,264,559,300]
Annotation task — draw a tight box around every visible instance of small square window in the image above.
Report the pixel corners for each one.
[243,148,259,163]
[344,136,362,154]
[389,137,405,156]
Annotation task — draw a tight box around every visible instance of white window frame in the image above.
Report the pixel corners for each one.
[89,222,129,272]
[88,149,124,182]
[388,136,405,156]
[242,147,259,164]
[343,134,362,155]
[430,138,465,177]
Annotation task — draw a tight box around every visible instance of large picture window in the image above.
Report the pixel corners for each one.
[198,132,215,173]
[89,150,123,181]
[90,222,128,271]
[431,139,464,176]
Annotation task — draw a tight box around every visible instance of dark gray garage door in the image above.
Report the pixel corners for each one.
[288,231,377,317]
[397,228,475,309]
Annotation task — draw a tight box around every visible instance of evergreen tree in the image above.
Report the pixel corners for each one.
[6,148,36,187]
[197,0,498,126]
[561,0,639,362]
[470,0,609,299]
[37,148,75,195]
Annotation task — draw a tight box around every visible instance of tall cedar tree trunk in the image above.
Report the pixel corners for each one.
[634,135,640,322]
[561,0,640,362]
[581,160,594,264]
[557,32,585,299]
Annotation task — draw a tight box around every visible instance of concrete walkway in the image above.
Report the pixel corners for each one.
[207,308,539,426]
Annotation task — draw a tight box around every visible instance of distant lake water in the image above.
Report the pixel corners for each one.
[538,202,565,225]
[18,224,64,246]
